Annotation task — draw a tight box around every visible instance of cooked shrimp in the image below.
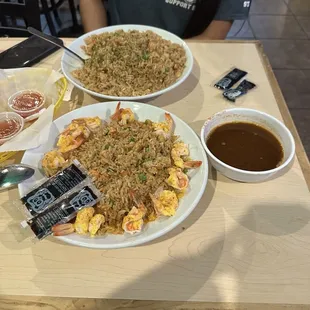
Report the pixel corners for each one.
[42,150,67,176]
[74,207,95,235]
[183,161,202,169]
[110,102,135,125]
[150,187,178,217]
[57,122,91,153]
[122,191,146,234]
[72,116,102,132]
[153,113,173,139]
[166,167,189,191]
[88,214,105,237]
[171,142,202,169]
[52,223,75,236]
[171,142,189,168]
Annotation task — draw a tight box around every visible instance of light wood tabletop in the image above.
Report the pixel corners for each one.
[0,38,310,310]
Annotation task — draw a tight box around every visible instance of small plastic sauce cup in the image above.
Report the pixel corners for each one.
[8,90,45,118]
[0,112,24,145]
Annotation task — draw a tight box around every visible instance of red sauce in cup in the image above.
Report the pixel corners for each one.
[12,91,44,111]
[0,118,21,139]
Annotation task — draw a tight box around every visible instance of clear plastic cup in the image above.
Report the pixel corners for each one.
[0,112,24,145]
[8,90,45,118]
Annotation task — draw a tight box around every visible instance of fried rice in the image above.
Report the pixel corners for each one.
[67,119,175,235]
[72,30,187,97]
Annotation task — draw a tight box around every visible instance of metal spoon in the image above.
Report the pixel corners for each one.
[0,164,35,190]
[27,27,85,64]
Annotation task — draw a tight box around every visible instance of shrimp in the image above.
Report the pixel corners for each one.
[153,113,174,139]
[150,187,179,217]
[122,191,147,234]
[88,214,105,237]
[171,142,189,168]
[183,161,202,169]
[166,167,189,191]
[110,102,135,125]
[74,207,95,235]
[171,142,202,169]
[72,116,102,132]
[52,223,75,236]
[57,122,91,153]
[42,150,67,176]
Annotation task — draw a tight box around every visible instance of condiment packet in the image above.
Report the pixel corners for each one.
[17,160,89,219]
[223,80,256,102]
[21,183,101,241]
[214,68,247,90]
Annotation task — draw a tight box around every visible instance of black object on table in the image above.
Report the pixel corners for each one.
[27,26,85,63]
[0,35,61,69]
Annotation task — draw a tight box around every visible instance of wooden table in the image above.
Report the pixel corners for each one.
[0,38,310,310]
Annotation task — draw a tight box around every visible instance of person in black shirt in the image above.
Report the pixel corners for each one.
[80,0,251,39]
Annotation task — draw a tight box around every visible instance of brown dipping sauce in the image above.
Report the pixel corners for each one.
[0,118,21,139]
[207,122,284,171]
[12,91,44,111]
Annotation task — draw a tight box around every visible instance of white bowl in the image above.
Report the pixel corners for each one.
[200,108,295,183]
[61,24,194,101]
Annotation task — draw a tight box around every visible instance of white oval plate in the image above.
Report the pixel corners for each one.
[19,102,208,249]
[61,24,194,101]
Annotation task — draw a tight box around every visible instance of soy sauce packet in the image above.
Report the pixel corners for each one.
[21,183,101,241]
[223,80,256,102]
[214,68,247,90]
[18,161,89,219]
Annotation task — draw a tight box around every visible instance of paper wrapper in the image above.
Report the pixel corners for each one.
[0,68,63,152]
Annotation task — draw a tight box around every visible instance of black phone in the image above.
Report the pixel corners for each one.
[0,35,62,69]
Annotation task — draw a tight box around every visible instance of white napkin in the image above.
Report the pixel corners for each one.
[0,68,64,152]
[0,104,55,152]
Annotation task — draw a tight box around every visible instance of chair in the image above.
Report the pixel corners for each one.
[0,0,41,37]
[0,0,80,38]
[40,0,79,36]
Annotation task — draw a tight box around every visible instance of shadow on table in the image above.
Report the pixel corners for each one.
[189,119,206,135]
[26,194,310,305]
[102,203,310,305]
[28,171,247,304]
[101,208,257,304]
[236,202,310,236]
[149,58,204,121]
[28,212,227,304]
[3,166,309,305]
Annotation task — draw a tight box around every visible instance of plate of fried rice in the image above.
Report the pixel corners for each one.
[61,25,193,101]
[19,102,208,248]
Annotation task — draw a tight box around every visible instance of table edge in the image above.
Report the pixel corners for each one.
[1,296,309,309]
[254,41,310,190]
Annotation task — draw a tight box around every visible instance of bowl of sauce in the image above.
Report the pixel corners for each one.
[0,112,24,145]
[8,90,45,117]
[200,108,295,182]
